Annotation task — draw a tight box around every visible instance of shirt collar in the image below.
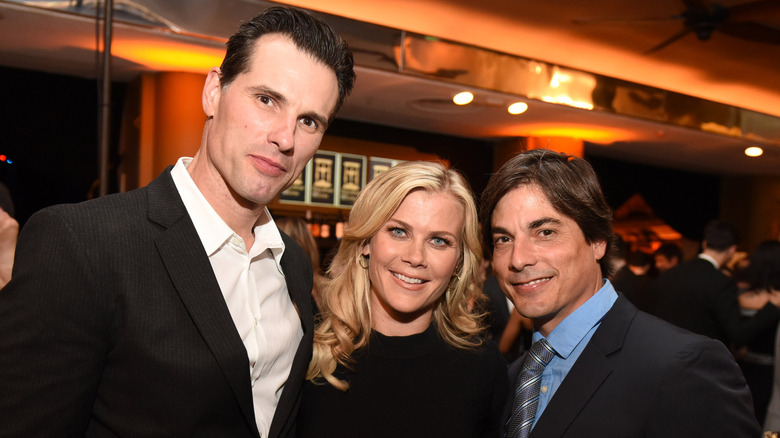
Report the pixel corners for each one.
[534,279,618,359]
[170,157,285,268]
[698,253,720,269]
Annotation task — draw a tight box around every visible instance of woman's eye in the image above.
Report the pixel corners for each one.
[390,227,405,237]
[431,237,450,247]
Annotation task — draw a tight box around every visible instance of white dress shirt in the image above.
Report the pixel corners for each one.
[171,158,303,437]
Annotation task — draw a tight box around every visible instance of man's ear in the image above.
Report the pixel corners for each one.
[593,240,607,260]
[202,67,222,118]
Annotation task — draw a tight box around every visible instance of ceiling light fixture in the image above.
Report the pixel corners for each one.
[507,102,528,115]
[745,146,763,157]
[452,91,474,105]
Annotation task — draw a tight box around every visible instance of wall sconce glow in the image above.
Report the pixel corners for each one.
[745,146,763,157]
[114,40,225,72]
[550,71,570,88]
[453,91,474,105]
[508,102,528,115]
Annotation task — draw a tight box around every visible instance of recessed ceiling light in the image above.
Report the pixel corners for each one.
[745,146,763,157]
[453,91,474,105]
[508,102,528,115]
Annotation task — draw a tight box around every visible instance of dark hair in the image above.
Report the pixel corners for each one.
[654,242,683,262]
[747,240,780,291]
[627,250,652,268]
[703,219,738,251]
[220,6,356,120]
[479,149,617,277]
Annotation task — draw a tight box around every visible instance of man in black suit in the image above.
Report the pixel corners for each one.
[0,7,354,437]
[480,149,759,437]
[654,219,780,347]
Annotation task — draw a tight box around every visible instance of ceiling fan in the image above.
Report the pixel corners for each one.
[574,0,780,54]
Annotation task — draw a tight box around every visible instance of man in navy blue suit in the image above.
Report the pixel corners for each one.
[480,149,760,437]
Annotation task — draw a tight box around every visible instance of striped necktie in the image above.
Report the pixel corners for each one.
[507,338,556,438]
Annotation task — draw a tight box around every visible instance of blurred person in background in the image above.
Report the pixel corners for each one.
[653,242,683,275]
[276,216,326,309]
[0,182,17,288]
[738,240,780,428]
[654,220,780,349]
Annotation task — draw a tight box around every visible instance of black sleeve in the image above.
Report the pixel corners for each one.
[0,207,111,437]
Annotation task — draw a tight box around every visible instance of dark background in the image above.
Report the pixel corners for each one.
[1,65,719,240]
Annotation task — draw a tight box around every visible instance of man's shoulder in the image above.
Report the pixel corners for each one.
[32,186,149,221]
[621,307,730,363]
[601,297,717,355]
[663,257,706,276]
[654,257,731,289]
[30,170,176,222]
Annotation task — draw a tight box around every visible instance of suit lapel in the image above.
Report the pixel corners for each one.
[268,233,314,438]
[531,296,635,437]
[147,170,259,436]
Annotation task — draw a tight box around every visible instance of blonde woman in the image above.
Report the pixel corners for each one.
[297,161,508,437]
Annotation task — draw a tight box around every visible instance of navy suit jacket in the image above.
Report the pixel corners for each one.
[0,169,314,437]
[506,295,760,437]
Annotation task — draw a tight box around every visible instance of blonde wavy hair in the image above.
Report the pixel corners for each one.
[307,161,486,390]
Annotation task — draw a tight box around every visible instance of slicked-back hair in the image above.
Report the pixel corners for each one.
[479,149,617,277]
[220,6,356,120]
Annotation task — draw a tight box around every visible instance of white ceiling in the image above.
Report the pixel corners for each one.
[2,0,780,175]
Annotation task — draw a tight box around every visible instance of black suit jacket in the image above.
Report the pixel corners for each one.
[507,295,760,437]
[611,265,656,315]
[654,257,780,346]
[0,169,314,437]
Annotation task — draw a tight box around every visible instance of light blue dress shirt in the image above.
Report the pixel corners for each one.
[529,279,618,430]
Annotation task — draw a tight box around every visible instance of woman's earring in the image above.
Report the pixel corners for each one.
[358,254,369,269]
[447,273,461,292]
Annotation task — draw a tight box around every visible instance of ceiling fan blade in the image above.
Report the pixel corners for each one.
[572,14,682,25]
[719,21,780,44]
[644,27,693,54]
[682,0,710,13]
[727,0,780,22]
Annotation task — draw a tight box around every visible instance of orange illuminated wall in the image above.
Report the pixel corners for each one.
[126,71,206,189]
[526,136,584,157]
[492,136,583,170]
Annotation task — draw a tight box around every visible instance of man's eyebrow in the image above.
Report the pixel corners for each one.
[491,226,511,236]
[249,85,286,105]
[529,217,561,230]
[249,85,329,130]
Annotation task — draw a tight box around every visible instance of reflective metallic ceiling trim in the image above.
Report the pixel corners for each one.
[8,0,780,146]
